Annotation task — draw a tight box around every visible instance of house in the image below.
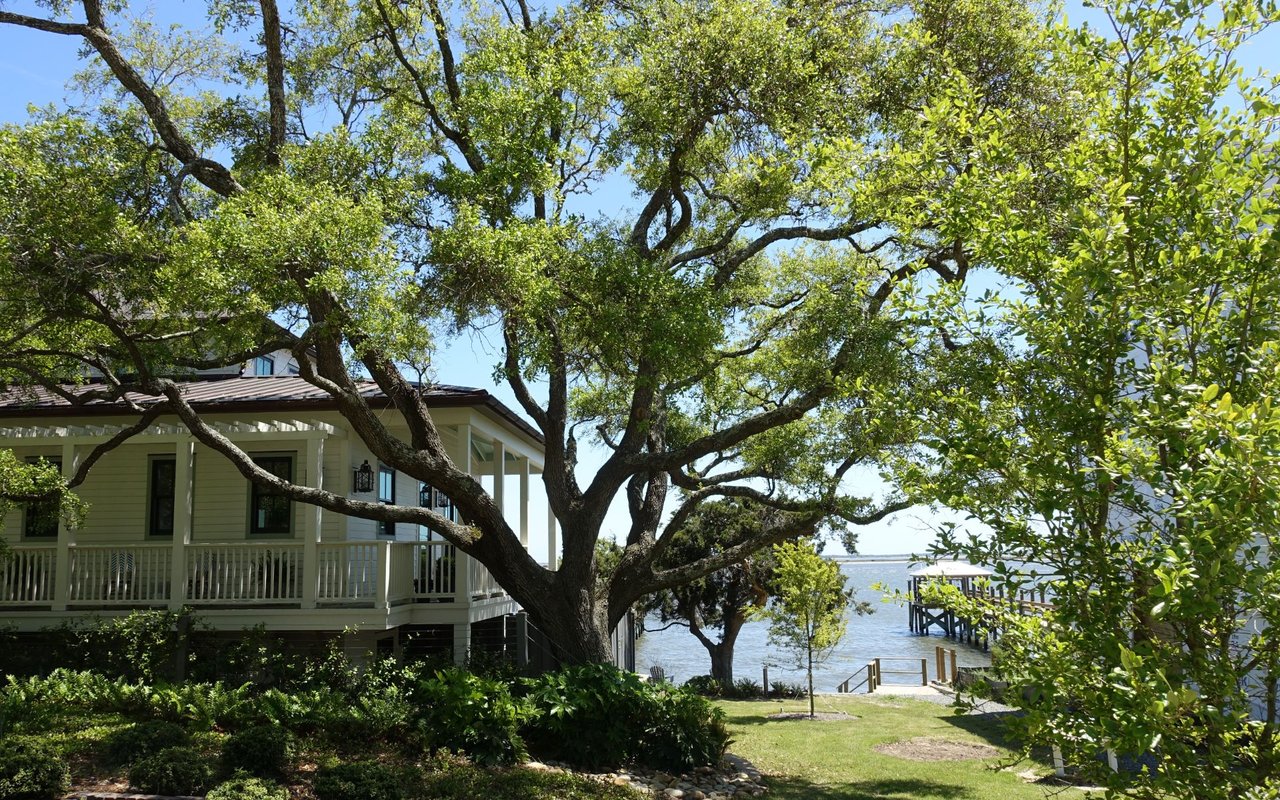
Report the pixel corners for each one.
[0,355,561,665]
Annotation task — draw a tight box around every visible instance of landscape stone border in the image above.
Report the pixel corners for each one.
[70,794,202,800]
[68,754,768,800]
[529,752,767,799]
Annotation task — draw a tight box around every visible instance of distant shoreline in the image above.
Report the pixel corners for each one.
[832,554,923,564]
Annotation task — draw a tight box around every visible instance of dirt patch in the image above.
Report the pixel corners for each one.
[767,711,857,721]
[873,737,1002,762]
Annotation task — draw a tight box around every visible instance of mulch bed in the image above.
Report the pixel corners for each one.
[766,711,857,721]
[872,737,1002,762]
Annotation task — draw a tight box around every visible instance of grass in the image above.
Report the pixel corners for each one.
[720,694,1087,800]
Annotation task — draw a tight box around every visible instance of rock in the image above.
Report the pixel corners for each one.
[664,790,685,799]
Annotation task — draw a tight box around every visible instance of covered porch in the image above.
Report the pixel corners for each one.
[0,413,549,628]
[0,537,503,612]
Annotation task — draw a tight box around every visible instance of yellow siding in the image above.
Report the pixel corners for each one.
[73,445,150,541]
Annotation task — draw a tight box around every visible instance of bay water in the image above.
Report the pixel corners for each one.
[635,559,992,692]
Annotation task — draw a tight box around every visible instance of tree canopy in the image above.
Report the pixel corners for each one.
[894,0,1280,795]
[757,539,860,718]
[0,0,1069,660]
[642,498,779,686]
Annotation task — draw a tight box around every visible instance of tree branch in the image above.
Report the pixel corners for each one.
[156,379,481,544]
[258,0,288,168]
[0,11,87,36]
[76,1,243,197]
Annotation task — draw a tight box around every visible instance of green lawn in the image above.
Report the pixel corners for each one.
[720,694,1087,800]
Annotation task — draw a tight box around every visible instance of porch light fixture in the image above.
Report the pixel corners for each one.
[419,482,431,508]
[353,460,375,493]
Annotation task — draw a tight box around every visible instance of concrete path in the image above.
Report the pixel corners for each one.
[869,683,955,701]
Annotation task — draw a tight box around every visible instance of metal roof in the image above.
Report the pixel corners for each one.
[0,377,544,446]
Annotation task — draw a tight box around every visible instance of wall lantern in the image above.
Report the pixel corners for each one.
[419,482,432,508]
[353,460,375,493]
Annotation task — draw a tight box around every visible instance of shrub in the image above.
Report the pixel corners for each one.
[221,724,289,777]
[522,664,651,768]
[206,772,289,800]
[681,675,724,697]
[769,680,806,699]
[731,678,762,699]
[313,761,406,800]
[76,610,190,682]
[128,746,215,795]
[522,663,729,772]
[414,668,527,765]
[104,720,191,766]
[641,685,731,771]
[681,675,762,700]
[0,740,70,800]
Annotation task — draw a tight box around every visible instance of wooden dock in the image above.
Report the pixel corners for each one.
[906,564,1054,650]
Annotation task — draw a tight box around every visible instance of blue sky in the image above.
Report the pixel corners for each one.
[0,2,1275,557]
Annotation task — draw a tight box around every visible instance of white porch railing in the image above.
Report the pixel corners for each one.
[0,545,56,604]
[412,541,457,599]
[186,543,304,604]
[468,552,502,598]
[316,542,379,602]
[68,544,171,605]
[1,539,507,609]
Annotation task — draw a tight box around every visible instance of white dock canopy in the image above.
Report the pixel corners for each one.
[910,561,994,578]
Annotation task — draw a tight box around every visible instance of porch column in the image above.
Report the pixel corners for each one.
[52,442,80,611]
[517,457,530,549]
[301,435,325,610]
[547,504,558,569]
[452,620,471,666]
[168,439,195,611]
[448,424,473,610]
[375,539,392,610]
[491,440,506,524]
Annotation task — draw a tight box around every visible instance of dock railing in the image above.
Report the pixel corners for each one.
[837,662,879,693]
[935,645,958,684]
[873,657,929,686]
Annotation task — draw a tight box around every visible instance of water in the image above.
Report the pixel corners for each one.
[635,559,992,691]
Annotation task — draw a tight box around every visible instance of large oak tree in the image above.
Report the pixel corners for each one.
[0,0,1067,661]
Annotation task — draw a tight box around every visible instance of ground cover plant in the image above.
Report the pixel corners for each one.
[0,739,70,800]
[0,661,719,797]
[206,772,290,800]
[0,650,1095,800]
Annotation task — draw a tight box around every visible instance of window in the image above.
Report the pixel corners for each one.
[254,355,275,376]
[376,464,395,537]
[250,455,292,534]
[418,483,455,540]
[285,360,301,375]
[23,457,60,539]
[148,457,176,537]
